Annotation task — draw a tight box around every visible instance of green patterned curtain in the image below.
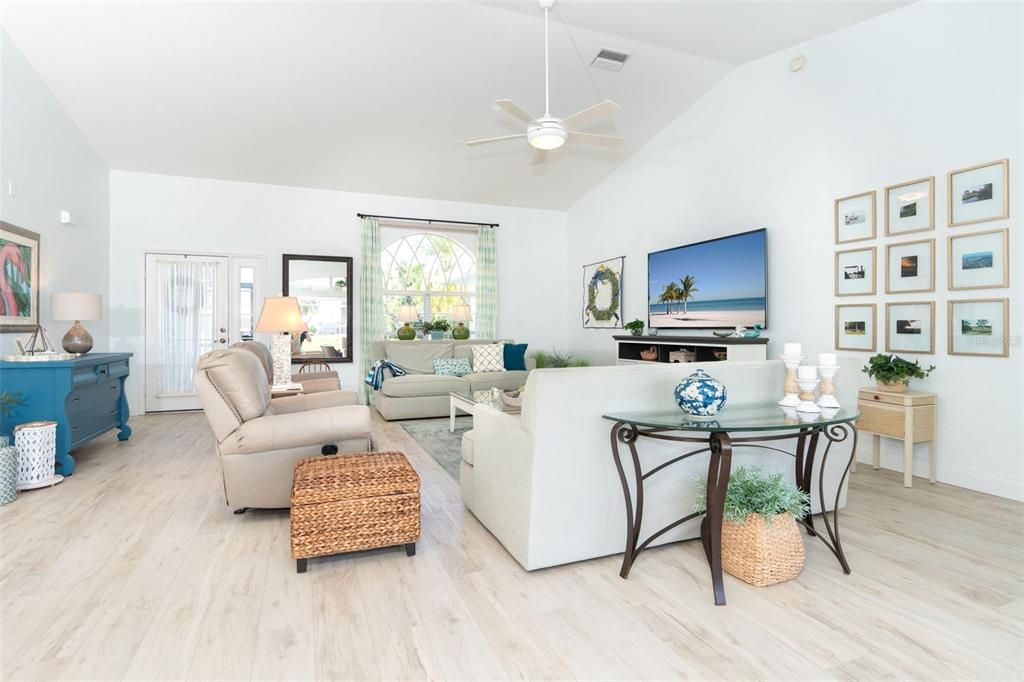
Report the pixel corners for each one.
[359,216,384,404]
[477,226,498,338]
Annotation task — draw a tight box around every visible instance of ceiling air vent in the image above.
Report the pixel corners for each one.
[590,49,630,72]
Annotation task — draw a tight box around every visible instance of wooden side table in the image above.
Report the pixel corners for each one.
[855,388,936,487]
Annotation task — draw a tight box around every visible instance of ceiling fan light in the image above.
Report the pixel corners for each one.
[527,121,568,150]
[529,133,566,150]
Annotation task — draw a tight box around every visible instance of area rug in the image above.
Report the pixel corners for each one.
[400,416,472,481]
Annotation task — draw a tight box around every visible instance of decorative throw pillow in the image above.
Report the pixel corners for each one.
[434,357,471,377]
[471,342,506,373]
[503,343,528,371]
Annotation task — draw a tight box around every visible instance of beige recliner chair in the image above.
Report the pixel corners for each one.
[195,348,372,509]
[232,340,345,397]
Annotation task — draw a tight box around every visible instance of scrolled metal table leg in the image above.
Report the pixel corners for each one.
[817,423,857,574]
[703,431,733,606]
[611,421,644,578]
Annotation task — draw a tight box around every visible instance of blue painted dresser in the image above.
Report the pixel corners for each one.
[0,353,132,476]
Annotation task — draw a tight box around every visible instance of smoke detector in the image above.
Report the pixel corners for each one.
[590,48,630,72]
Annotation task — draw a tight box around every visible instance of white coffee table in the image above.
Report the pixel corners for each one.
[449,389,521,432]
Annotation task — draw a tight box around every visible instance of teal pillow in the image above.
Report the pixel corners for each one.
[504,343,528,371]
[434,357,471,377]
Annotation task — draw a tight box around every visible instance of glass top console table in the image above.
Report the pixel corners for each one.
[602,404,860,605]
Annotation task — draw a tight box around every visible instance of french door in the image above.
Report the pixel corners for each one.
[144,253,265,412]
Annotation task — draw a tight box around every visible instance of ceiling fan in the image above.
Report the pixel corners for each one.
[464,0,622,165]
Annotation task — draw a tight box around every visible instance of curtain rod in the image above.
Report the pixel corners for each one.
[356,213,498,228]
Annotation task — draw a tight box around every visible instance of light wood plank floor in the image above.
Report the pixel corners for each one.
[1,412,1022,681]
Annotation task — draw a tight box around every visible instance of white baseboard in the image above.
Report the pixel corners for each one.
[854,443,1024,501]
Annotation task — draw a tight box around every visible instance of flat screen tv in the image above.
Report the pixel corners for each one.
[648,228,767,330]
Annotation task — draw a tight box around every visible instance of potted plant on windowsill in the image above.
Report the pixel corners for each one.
[422,319,451,340]
[861,353,935,393]
[624,319,645,337]
[694,466,810,587]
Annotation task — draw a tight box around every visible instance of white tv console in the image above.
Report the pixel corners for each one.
[612,335,768,365]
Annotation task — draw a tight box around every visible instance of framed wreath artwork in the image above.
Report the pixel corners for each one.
[582,256,624,328]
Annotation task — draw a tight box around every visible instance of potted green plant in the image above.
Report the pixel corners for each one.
[861,353,935,393]
[694,466,810,587]
[624,319,645,337]
[422,319,451,340]
[532,349,590,368]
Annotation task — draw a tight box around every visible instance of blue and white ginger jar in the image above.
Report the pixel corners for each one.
[674,368,727,417]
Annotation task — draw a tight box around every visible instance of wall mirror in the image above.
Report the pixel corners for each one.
[282,254,353,363]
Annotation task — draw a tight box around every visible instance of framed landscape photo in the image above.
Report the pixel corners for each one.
[948,228,1008,290]
[835,304,876,352]
[948,298,1009,357]
[582,255,624,328]
[0,221,41,333]
[948,159,1009,227]
[885,177,934,236]
[885,301,935,354]
[885,238,934,294]
[835,191,877,244]
[835,247,876,296]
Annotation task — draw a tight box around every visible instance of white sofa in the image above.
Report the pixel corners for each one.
[464,359,858,571]
[371,339,533,420]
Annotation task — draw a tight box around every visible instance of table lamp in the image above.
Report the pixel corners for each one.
[450,304,472,340]
[397,305,419,341]
[255,296,308,385]
[51,292,102,354]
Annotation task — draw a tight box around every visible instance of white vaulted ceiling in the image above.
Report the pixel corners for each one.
[1,1,908,209]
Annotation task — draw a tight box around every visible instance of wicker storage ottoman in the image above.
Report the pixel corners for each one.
[290,452,420,573]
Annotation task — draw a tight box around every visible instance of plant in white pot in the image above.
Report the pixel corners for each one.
[694,466,810,587]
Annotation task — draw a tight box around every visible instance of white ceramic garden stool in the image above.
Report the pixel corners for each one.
[14,421,64,490]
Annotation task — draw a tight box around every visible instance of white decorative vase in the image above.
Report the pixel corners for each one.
[14,421,63,490]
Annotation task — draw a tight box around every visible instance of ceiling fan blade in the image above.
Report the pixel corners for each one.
[464,133,527,147]
[561,99,620,130]
[569,131,624,147]
[494,99,537,125]
[530,148,548,166]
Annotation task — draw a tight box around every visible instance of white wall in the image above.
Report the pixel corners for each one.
[0,31,109,355]
[109,171,568,413]
[564,2,1023,499]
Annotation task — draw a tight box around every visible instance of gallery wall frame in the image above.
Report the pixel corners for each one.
[835,246,877,297]
[834,190,877,244]
[885,176,935,236]
[885,238,935,294]
[948,159,1009,228]
[885,301,936,355]
[947,228,1009,291]
[835,303,877,352]
[947,297,1009,357]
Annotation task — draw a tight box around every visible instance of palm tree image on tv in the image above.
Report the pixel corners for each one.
[648,229,767,329]
[677,275,698,315]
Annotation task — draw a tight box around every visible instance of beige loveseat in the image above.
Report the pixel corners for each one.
[195,347,372,509]
[371,339,532,420]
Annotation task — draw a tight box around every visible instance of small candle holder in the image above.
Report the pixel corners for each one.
[796,375,821,413]
[778,353,802,407]
[817,364,841,409]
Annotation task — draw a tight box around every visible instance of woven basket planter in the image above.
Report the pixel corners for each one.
[722,512,805,587]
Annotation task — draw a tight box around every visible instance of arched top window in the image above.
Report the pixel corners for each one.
[381,232,476,334]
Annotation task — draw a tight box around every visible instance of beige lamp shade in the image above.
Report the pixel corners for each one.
[397,305,420,323]
[450,304,472,322]
[255,296,308,333]
[51,292,102,321]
